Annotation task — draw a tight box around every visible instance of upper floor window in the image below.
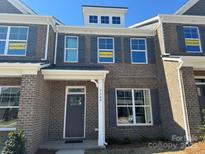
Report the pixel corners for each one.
[64,36,78,63]
[0,26,28,56]
[130,38,147,64]
[0,86,20,131]
[112,17,121,24]
[89,15,98,23]
[116,89,153,126]
[183,26,202,53]
[101,16,109,24]
[98,37,114,63]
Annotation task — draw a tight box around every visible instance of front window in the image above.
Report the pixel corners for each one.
[98,37,114,63]
[183,26,202,53]
[89,15,98,23]
[116,89,153,126]
[64,36,78,62]
[112,17,121,24]
[0,87,20,131]
[101,16,109,24]
[0,26,28,56]
[131,38,147,64]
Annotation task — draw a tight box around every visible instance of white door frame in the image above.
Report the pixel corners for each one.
[63,86,86,139]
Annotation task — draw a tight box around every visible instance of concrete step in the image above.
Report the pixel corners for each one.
[56,149,84,154]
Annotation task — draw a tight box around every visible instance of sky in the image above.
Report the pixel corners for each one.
[22,0,188,27]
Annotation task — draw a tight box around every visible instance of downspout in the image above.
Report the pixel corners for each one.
[54,31,58,65]
[42,24,50,61]
[178,61,192,145]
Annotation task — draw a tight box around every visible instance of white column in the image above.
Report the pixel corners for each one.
[98,79,105,147]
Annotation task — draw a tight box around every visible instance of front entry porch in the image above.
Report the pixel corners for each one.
[42,69,109,147]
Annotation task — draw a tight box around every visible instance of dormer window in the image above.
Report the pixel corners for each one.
[101,16,109,24]
[112,17,121,24]
[89,15,98,23]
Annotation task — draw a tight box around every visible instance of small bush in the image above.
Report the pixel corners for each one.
[198,109,205,141]
[2,129,26,154]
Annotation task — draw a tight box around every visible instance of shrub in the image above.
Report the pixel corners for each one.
[2,129,26,154]
[198,109,205,141]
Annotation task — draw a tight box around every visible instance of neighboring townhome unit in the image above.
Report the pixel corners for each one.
[0,0,204,154]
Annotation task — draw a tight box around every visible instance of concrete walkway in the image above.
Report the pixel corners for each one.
[56,149,84,154]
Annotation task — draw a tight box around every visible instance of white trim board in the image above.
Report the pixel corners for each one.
[42,70,109,80]
[8,0,37,15]
[0,63,49,77]
[57,26,156,36]
[175,0,200,15]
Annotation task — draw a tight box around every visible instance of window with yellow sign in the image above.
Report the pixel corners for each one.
[183,26,201,53]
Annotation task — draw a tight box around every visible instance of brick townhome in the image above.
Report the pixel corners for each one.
[0,0,205,153]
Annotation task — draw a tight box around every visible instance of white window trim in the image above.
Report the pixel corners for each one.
[0,86,21,131]
[183,26,202,53]
[63,86,86,139]
[89,15,98,24]
[0,26,29,57]
[64,36,79,63]
[115,88,153,126]
[130,38,148,64]
[97,37,115,64]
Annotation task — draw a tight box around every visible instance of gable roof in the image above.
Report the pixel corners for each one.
[175,0,199,15]
[7,0,37,15]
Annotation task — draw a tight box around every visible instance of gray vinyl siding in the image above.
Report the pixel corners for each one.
[0,0,23,14]
[0,24,47,62]
[163,23,205,56]
[183,0,205,16]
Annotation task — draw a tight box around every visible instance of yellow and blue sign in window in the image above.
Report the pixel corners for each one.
[98,38,114,63]
[183,27,201,53]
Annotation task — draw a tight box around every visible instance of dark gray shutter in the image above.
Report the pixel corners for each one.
[177,25,186,52]
[56,34,64,64]
[108,88,117,127]
[91,36,97,63]
[199,26,205,53]
[151,89,161,125]
[115,37,121,63]
[124,37,131,63]
[78,35,85,63]
[147,37,155,64]
[27,26,37,57]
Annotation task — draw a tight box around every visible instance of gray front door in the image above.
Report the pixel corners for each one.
[65,94,85,138]
[197,85,205,120]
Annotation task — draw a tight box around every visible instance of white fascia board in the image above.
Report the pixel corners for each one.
[42,69,109,80]
[159,14,205,25]
[82,7,128,15]
[129,16,159,28]
[0,14,57,29]
[163,55,205,70]
[175,0,199,15]
[0,63,49,76]
[8,0,37,15]
[162,57,182,62]
[57,26,156,36]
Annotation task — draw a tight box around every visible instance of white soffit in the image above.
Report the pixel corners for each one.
[175,0,200,15]
[42,70,109,80]
[0,63,49,77]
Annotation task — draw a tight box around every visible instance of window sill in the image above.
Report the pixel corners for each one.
[0,128,16,131]
[0,54,26,57]
[117,123,153,127]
